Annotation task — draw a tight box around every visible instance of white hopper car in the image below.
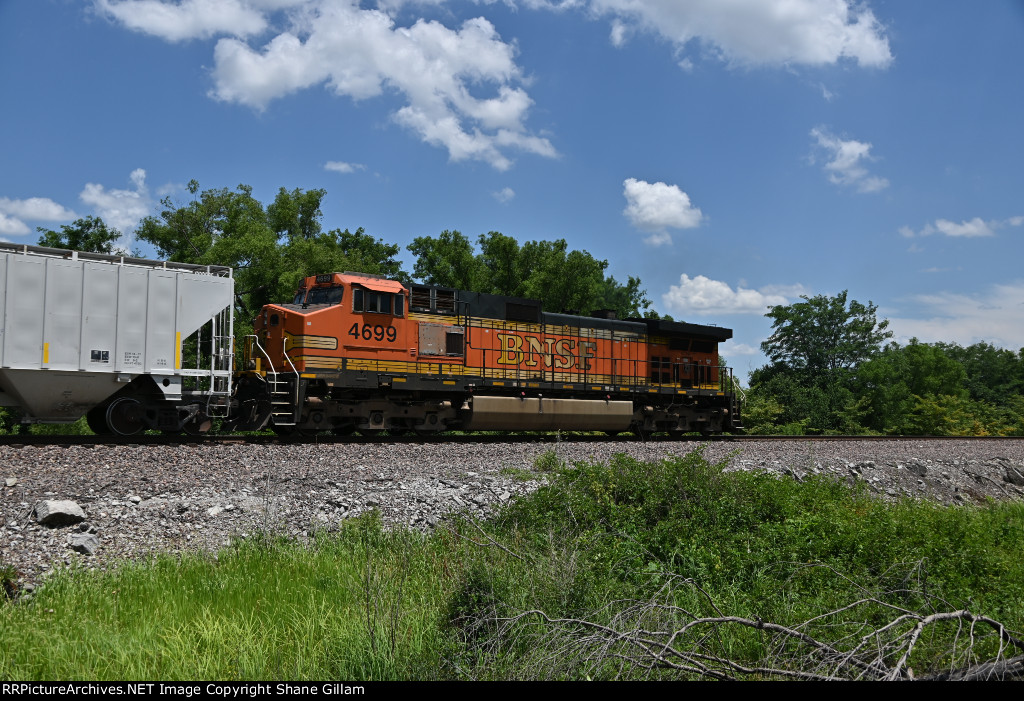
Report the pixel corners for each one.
[0,243,234,434]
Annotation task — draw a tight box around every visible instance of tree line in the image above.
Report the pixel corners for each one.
[744,291,1024,436]
[35,182,1024,436]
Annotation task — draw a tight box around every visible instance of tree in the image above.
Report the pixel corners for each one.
[408,230,652,319]
[751,291,892,434]
[408,230,486,291]
[136,181,409,329]
[760,290,892,381]
[36,216,122,254]
[936,342,1023,407]
[477,230,524,297]
[852,341,968,433]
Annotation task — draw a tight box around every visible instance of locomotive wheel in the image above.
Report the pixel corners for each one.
[106,397,145,436]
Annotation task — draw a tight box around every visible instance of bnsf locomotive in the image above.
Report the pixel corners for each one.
[229,272,742,435]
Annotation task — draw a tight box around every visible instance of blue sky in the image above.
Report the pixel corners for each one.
[2,0,1022,380]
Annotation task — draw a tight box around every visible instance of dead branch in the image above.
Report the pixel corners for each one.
[480,580,1024,681]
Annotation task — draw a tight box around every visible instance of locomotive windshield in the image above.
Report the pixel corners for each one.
[298,285,345,306]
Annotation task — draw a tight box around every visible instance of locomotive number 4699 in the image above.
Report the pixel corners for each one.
[349,323,398,343]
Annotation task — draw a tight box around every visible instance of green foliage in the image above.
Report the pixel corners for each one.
[135,182,408,339]
[937,342,1024,407]
[407,230,652,318]
[3,453,1023,680]
[753,293,1024,435]
[752,291,892,433]
[36,216,123,254]
[408,230,485,292]
[0,514,455,680]
[761,290,892,379]
[444,451,1024,678]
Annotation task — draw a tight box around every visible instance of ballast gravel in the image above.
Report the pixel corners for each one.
[2,438,1023,589]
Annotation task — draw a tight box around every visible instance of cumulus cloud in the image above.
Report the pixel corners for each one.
[493,187,515,203]
[578,0,892,68]
[0,197,78,222]
[662,274,806,316]
[810,127,888,193]
[900,216,1022,239]
[0,213,30,237]
[95,0,275,42]
[212,5,556,170]
[622,178,703,245]
[888,282,1024,350]
[0,196,78,238]
[79,169,153,233]
[98,1,555,170]
[324,160,366,174]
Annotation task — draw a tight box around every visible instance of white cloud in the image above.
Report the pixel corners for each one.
[900,216,1022,239]
[810,127,888,193]
[0,196,78,238]
[324,160,366,174]
[493,186,515,203]
[79,169,153,233]
[582,0,891,68]
[662,274,806,316]
[721,341,758,356]
[888,282,1024,349]
[202,3,555,170]
[95,0,274,42]
[934,218,994,238]
[0,213,31,237]
[622,178,703,245]
[0,197,78,222]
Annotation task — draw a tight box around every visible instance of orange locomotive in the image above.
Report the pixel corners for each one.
[230,272,742,435]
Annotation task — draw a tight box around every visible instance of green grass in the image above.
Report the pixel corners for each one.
[3,449,1023,680]
[1,516,460,680]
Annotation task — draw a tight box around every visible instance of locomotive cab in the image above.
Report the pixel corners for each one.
[247,272,409,375]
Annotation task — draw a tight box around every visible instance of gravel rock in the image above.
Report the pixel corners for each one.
[1,439,1022,588]
[68,533,100,556]
[33,500,87,528]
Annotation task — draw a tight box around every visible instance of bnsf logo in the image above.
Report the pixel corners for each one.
[497,333,599,370]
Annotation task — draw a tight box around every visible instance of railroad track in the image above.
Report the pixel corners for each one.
[1,432,1021,448]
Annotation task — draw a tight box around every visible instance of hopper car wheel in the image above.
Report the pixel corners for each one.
[106,398,145,436]
[86,405,112,435]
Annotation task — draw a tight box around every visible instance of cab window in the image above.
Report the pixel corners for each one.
[353,287,403,316]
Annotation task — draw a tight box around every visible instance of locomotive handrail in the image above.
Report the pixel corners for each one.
[245,335,278,377]
[282,337,300,380]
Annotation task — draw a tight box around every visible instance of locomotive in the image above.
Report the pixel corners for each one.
[229,272,742,435]
[0,243,741,436]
